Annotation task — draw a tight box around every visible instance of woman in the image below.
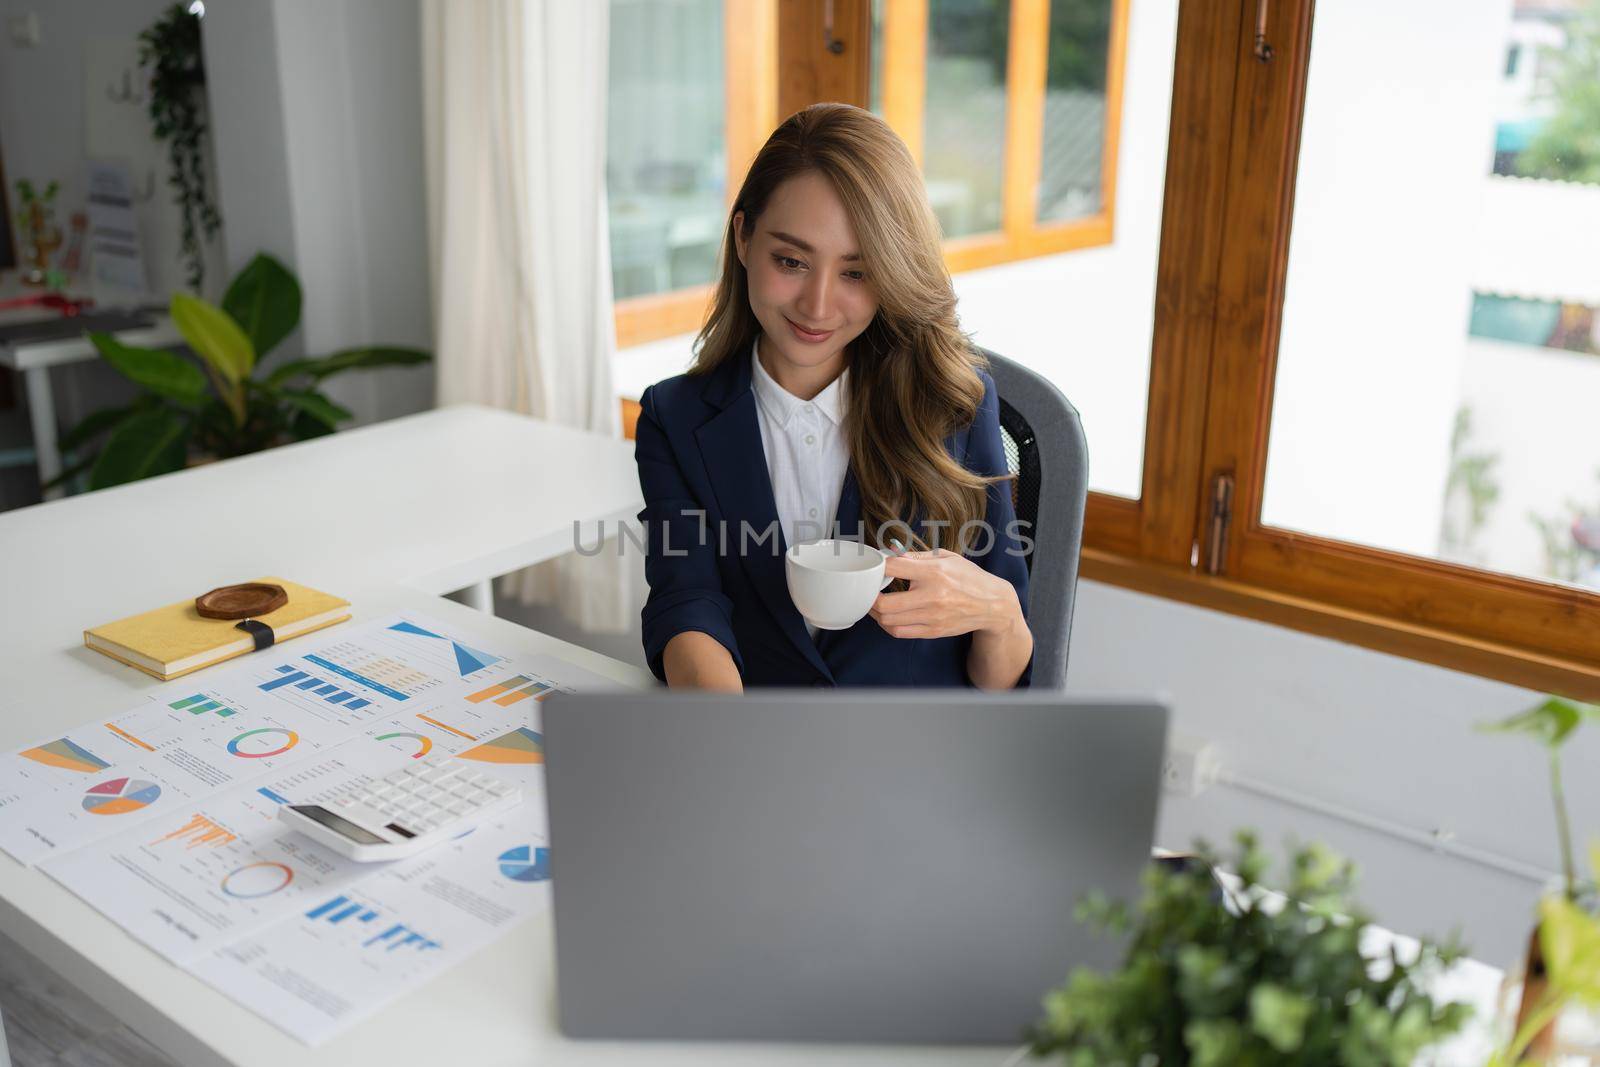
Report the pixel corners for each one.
[634,103,1034,692]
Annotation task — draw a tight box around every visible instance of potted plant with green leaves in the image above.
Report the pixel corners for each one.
[1482,696,1600,1064]
[1027,832,1472,1066]
[52,253,429,491]
[13,178,63,286]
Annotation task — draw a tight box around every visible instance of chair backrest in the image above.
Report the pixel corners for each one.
[981,348,1089,690]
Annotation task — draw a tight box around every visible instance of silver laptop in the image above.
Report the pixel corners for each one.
[542,690,1168,1045]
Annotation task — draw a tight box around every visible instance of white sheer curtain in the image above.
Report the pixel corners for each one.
[421,0,629,633]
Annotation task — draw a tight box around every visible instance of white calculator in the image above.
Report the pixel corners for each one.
[278,760,523,861]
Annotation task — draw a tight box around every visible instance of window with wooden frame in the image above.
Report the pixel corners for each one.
[608,0,778,350]
[615,0,1600,698]
[1082,0,1600,700]
[609,0,1133,347]
[870,0,1130,274]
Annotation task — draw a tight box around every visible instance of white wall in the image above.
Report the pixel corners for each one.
[0,0,190,509]
[0,0,432,514]
[0,0,214,299]
[1067,578,1584,966]
[202,0,434,425]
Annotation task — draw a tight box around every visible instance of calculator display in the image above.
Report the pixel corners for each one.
[290,804,388,845]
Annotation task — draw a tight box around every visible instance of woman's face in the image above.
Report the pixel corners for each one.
[734,171,880,379]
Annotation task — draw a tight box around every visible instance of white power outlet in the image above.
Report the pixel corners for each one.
[1162,733,1221,797]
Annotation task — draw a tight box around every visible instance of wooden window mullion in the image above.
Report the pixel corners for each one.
[1002,0,1050,246]
[726,0,779,204]
[879,0,929,167]
[1080,0,1246,563]
[1176,0,1600,694]
[777,0,873,118]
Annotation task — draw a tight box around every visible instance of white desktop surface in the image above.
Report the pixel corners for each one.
[0,407,1504,1066]
[0,403,643,712]
[0,590,1018,1067]
[0,410,1020,1065]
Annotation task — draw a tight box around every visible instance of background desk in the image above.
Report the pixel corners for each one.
[0,310,179,502]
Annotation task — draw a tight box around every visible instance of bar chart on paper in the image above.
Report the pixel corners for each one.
[466,675,558,707]
[305,895,440,952]
[258,665,375,711]
[153,812,239,849]
[306,895,379,925]
[167,693,238,718]
[278,629,457,704]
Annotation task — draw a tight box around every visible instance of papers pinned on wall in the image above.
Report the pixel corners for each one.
[84,159,149,295]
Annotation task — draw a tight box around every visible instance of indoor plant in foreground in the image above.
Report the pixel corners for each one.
[1027,832,1472,1066]
[54,253,429,491]
[1482,696,1600,1064]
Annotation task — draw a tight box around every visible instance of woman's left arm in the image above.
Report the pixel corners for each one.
[869,370,1035,689]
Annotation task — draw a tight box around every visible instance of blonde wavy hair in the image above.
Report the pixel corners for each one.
[691,102,1004,554]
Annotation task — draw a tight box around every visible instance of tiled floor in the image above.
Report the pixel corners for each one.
[0,928,175,1067]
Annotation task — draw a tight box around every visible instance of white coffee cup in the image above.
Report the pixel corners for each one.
[785,539,893,631]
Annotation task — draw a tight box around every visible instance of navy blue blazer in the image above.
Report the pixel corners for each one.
[634,351,1032,688]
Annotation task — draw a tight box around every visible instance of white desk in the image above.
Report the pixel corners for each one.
[0,587,1022,1067]
[0,407,1505,1065]
[0,314,180,501]
[0,403,643,708]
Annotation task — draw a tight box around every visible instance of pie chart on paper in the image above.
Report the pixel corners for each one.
[498,845,551,883]
[81,777,162,816]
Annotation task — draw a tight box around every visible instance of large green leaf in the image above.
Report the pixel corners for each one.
[222,253,301,360]
[171,292,256,384]
[278,389,353,429]
[87,408,189,489]
[287,409,338,442]
[39,453,96,492]
[265,346,430,386]
[89,333,208,408]
[1481,697,1600,750]
[58,403,138,452]
[1540,893,1600,1006]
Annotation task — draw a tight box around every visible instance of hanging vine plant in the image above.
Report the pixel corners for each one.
[138,3,222,292]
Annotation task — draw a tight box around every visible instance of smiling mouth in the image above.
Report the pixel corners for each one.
[785,317,834,341]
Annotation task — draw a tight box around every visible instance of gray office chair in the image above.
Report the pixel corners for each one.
[0,1001,11,1067]
[981,348,1089,690]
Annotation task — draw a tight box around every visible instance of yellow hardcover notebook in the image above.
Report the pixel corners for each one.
[84,578,351,681]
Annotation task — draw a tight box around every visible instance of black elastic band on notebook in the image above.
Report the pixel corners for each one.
[236,619,276,651]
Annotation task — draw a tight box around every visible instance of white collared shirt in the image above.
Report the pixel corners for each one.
[751,339,851,637]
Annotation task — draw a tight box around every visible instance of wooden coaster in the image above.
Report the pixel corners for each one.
[195,582,288,620]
